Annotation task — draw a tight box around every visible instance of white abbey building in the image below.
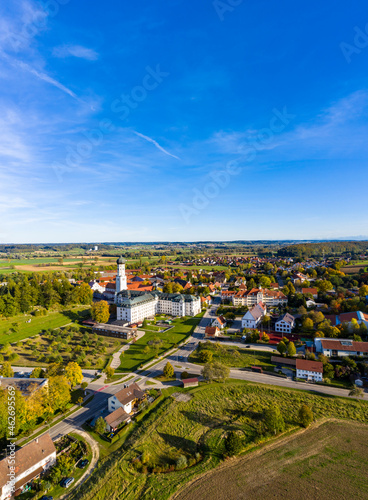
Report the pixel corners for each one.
[115,257,201,324]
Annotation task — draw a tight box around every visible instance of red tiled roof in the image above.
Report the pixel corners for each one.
[205,326,219,336]
[301,288,318,295]
[321,339,368,353]
[296,359,323,373]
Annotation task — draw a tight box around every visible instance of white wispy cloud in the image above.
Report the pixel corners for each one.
[0,1,47,53]
[133,131,180,160]
[53,44,99,61]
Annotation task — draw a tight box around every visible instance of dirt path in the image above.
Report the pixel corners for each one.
[59,428,99,500]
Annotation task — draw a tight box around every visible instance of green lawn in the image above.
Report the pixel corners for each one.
[189,343,274,369]
[118,313,204,372]
[0,306,90,344]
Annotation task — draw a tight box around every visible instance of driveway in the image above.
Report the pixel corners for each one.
[58,427,99,499]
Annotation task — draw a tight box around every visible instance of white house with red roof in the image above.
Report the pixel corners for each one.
[212,316,226,329]
[296,359,323,382]
[314,338,368,357]
[232,288,287,307]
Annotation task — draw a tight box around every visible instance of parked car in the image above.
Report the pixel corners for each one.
[40,496,53,500]
[60,477,75,488]
[77,459,89,469]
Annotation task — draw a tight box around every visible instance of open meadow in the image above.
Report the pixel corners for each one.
[71,380,368,500]
[189,342,274,369]
[175,420,368,500]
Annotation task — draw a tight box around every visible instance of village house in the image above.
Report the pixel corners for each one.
[275,313,295,334]
[205,326,220,338]
[301,287,318,298]
[314,338,368,357]
[324,311,368,329]
[212,316,226,330]
[296,359,323,382]
[104,407,132,433]
[107,382,145,414]
[232,288,287,307]
[0,434,56,500]
[292,272,309,284]
[241,303,266,329]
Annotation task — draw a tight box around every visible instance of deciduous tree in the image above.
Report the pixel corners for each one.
[298,404,313,428]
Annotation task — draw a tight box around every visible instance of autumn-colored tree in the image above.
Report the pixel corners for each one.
[287,341,296,357]
[46,376,71,413]
[0,362,13,377]
[91,300,110,323]
[163,362,174,378]
[199,349,213,363]
[104,367,115,379]
[302,318,314,331]
[65,362,83,387]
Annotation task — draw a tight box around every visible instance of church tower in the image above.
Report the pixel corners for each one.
[115,256,127,295]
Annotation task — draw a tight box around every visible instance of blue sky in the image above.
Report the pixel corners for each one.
[0,0,368,243]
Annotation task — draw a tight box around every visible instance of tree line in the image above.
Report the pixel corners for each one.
[0,274,93,318]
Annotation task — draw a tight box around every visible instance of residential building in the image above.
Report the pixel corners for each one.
[324,311,368,328]
[275,313,295,334]
[232,288,287,307]
[108,382,145,414]
[104,407,132,432]
[314,338,368,357]
[241,303,266,329]
[301,287,318,298]
[205,326,220,338]
[296,359,323,382]
[212,316,226,329]
[292,272,309,284]
[0,434,56,500]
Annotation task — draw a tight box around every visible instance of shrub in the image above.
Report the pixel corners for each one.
[225,431,243,456]
[176,455,188,470]
[298,404,314,428]
[181,371,189,379]
[199,350,213,363]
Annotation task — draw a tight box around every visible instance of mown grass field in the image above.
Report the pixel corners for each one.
[0,305,90,344]
[189,342,274,369]
[176,420,368,500]
[70,380,368,500]
[118,313,204,371]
